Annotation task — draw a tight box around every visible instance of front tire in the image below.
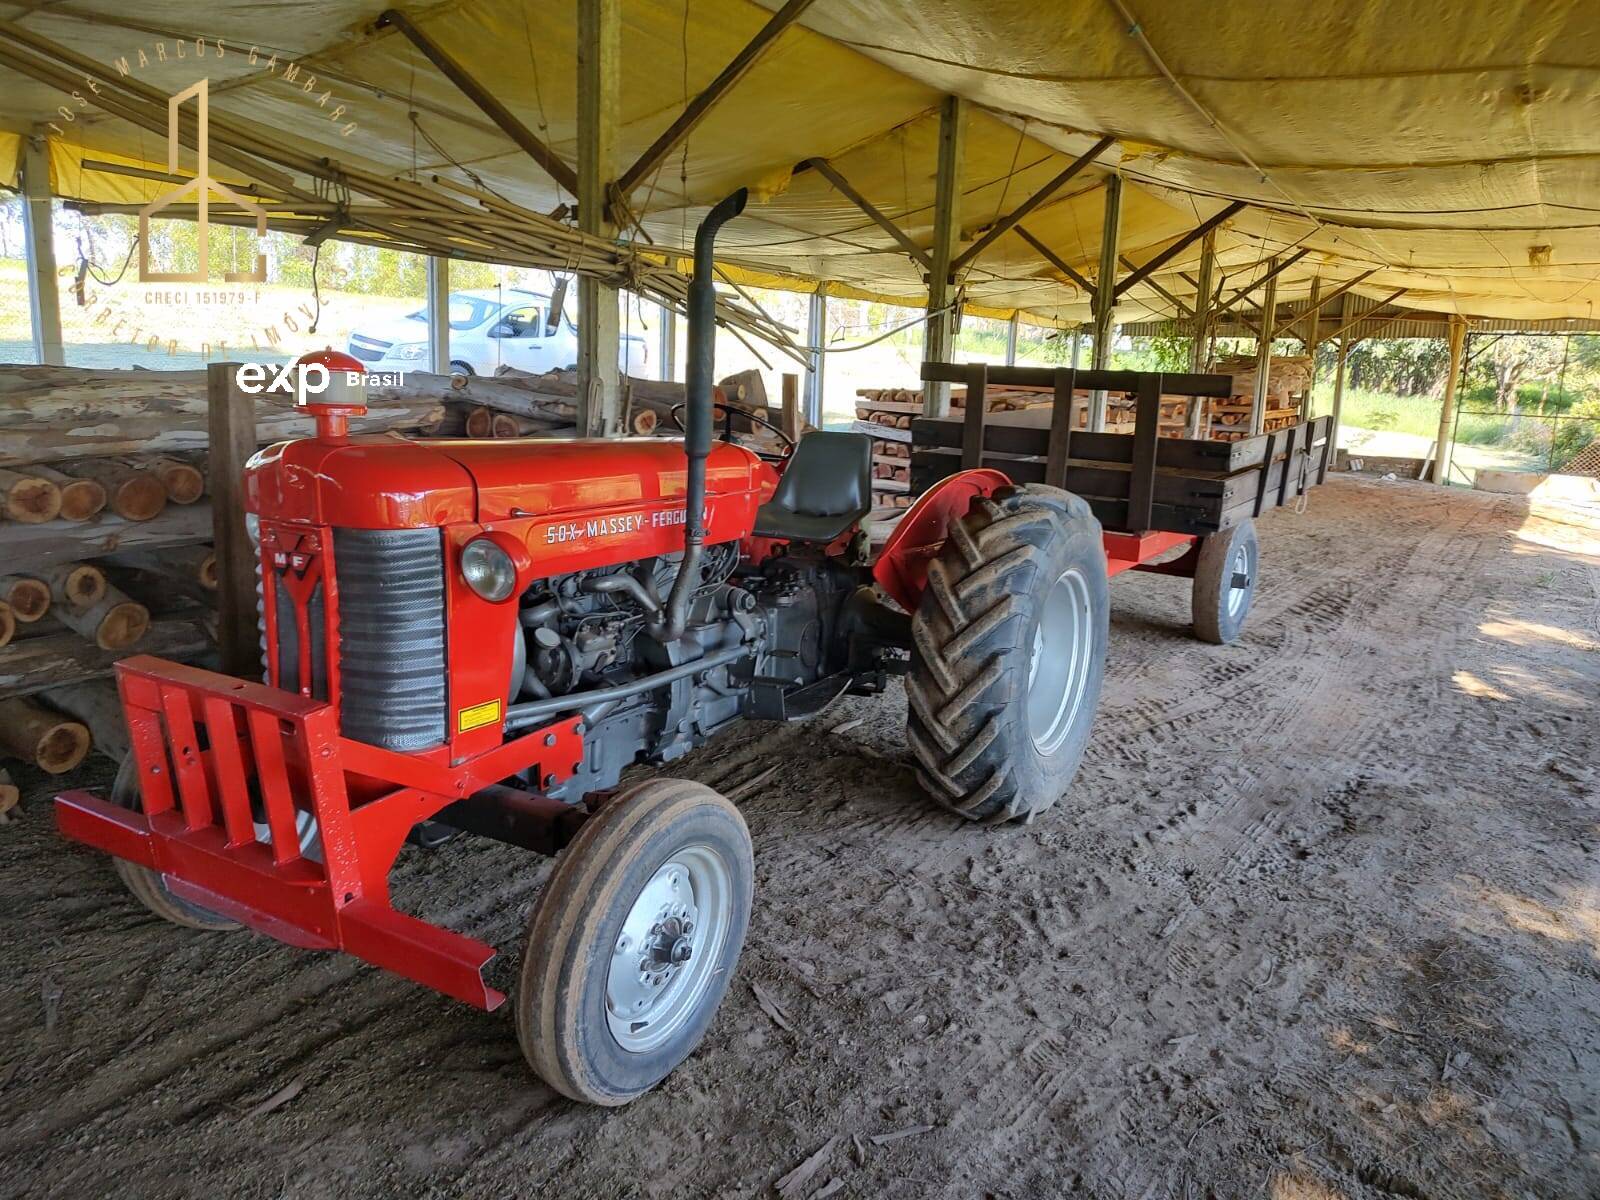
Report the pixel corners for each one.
[516,779,753,1106]
[1192,519,1258,644]
[109,756,239,931]
[907,484,1109,823]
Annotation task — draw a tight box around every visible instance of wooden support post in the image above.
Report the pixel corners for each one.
[804,289,826,425]
[1433,316,1468,485]
[1005,313,1020,366]
[922,95,966,418]
[1249,262,1279,436]
[1329,339,1350,462]
[658,306,677,382]
[207,363,259,679]
[1089,175,1124,431]
[1185,228,1216,436]
[426,256,450,375]
[780,373,802,442]
[576,0,621,437]
[22,130,63,366]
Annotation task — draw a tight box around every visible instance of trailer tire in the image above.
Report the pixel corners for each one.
[1192,519,1258,645]
[907,484,1108,823]
[516,779,753,1106]
[108,756,240,931]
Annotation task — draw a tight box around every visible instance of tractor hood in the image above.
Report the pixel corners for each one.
[245,433,772,529]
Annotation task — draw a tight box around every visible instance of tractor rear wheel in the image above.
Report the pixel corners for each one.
[1192,519,1258,644]
[906,484,1109,823]
[516,778,753,1106]
[109,755,239,931]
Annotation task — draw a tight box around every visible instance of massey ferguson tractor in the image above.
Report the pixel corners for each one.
[55,188,1315,1105]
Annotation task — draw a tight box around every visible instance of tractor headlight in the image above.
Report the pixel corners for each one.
[461,538,517,602]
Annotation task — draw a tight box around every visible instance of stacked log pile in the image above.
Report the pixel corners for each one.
[0,363,442,781]
[1206,356,1313,441]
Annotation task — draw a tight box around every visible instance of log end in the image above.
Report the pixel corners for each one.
[631,409,659,436]
[464,406,493,438]
[157,464,206,504]
[6,478,63,524]
[96,601,151,650]
[197,551,219,590]
[0,600,13,649]
[58,479,108,522]
[5,578,50,622]
[34,719,92,775]
[61,565,108,609]
[0,781,18,817]
[111,476,169,522]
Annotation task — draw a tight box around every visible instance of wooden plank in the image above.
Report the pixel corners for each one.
[913,414,1260,471]
[1045,369,1075,489]
[207,363,259,679]
[1127,373,1163,530]
[961,363,988,470]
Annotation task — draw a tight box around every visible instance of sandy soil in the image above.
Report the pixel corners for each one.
[3,475,1597,1199]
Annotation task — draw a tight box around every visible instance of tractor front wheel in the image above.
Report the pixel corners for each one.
[109,756,239,931]
[516,779,753,1106]
[907,484,1109,823]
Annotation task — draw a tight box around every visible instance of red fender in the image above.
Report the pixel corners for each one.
[871,468,1011,612]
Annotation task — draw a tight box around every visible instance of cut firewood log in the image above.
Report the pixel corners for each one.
[106,544,218,591]
[490,412,556,438]
[630,408,659,436]
[0,575,50,622]
[0,696,91,775]
[52,582,149,650]
[45,561,108,610]
[58,460,167,521]
[0,467,62,523]
[29,464,106,521]
[145,456,206,504]
[464,406,494,438]
[0,600,12,649]
[42,680,130,763]
[0,765,17,821]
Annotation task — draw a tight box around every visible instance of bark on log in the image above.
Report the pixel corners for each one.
[0,575,50,622]
[0,467,62,523]
[0,502,214,577]
[0,601,12,649]
[0,365,446,465]
[106,544,218,590]
[53,582,149,650]
[0,696,90,774]
[58,460,167,521]
[30,464,106,521]
[0,616,209,700]
[42,679,130,762]
[45,561,108,610]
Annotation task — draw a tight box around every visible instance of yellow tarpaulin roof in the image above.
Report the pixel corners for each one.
[2,0,1597,326]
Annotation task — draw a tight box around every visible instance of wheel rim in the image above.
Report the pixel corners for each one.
[1226,539,1257,620]
[1027,567,1094,756]
[605,843,733,1054]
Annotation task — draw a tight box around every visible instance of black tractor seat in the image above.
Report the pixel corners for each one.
[753,430,874,543]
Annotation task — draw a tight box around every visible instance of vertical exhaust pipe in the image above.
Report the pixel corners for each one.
[655,188,748,643]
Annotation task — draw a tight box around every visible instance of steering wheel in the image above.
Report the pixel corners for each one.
[667,402,796,462]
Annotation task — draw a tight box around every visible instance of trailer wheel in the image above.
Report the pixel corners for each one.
[516,779,753,1106]
[907,484,1109,823]
[1192,519,1259,645]
[108,756,239,931]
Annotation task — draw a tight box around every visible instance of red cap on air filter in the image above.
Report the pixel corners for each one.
[295,348,368,441]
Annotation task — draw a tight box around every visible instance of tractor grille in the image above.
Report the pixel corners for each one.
[332,527,448,751]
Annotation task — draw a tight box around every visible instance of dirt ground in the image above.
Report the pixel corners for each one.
[2,475,1597,1200]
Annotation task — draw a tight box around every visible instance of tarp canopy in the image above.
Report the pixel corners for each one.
[2,0,1598,328]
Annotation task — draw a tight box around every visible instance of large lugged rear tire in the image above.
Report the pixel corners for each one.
[516,779,753,1106]
[906,484,1109,823]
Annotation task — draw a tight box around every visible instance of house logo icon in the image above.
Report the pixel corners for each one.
[139,78,268,284]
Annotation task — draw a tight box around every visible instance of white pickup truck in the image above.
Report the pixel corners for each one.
[347,287,649,377]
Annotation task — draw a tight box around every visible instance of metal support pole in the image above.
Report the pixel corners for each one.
[1248,260,1279,436]
[1432,315,1468,485]
[1089,175,1123,431]
[1005,313,1020,365]
[803,288,826,425]
[21,131,63,366]
[922,95,966,418]
[1302,274,1321,403]
[1329,339,1350,464]
[425,256,450,374]
[576,0,621,436]
[658,305,677,382]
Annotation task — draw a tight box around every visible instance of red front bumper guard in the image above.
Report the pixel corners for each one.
[55,656,583,1011]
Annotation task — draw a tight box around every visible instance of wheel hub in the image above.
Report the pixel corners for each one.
[1026,566,1094,756]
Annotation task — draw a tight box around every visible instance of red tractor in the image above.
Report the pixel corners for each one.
[55,190,1263,1105]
